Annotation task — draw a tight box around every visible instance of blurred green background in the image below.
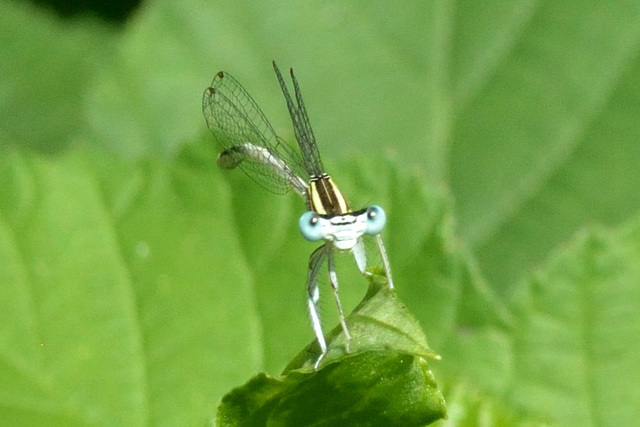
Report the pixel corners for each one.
[2,0,640,425]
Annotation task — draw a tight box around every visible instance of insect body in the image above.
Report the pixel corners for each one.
[203,62,393,367]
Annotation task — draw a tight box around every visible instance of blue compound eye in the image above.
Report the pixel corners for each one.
[299,211,325,241]
[364,205,386,235]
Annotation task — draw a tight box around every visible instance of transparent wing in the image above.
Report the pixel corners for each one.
[272,62,325,177]
[202,71,308,195]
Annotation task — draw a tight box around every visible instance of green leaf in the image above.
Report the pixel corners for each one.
[216,277,446,427]
[0,144,262,425]
[433,381,548,427]
[218,352,444,427]
[0,1,113,153]
[451,1,640,291]
[506,219,640,425]
[3,0,640,424]
[284,274,440,372]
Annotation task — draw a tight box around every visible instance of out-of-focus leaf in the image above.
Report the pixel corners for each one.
[506,218,640,425]
[433,381,547,427]
[0,1,113,153]
[0,143,262,425]
[452,2,640,291]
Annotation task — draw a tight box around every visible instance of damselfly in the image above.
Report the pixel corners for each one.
[202,62,394,367]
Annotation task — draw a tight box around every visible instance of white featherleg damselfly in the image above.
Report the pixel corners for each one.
[202,62,394,368]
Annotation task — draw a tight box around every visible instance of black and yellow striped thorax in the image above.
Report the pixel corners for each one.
[307,173,350,216]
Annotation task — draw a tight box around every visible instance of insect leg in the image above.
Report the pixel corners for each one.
[307,245,328,368]
[327,249,352,353]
